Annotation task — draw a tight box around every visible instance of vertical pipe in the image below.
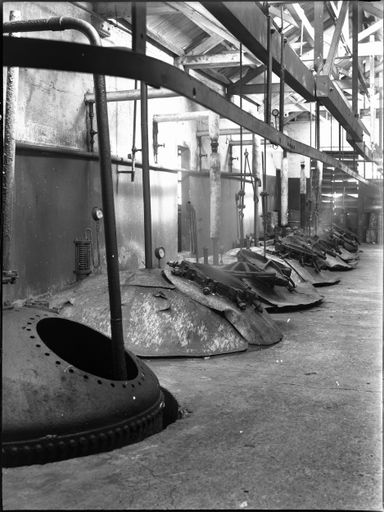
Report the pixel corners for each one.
[209,112,221,265]
[203,247,208,264]
[3,10,21,275]
[281,153,289,228]
[278,13,288,235]
[262,9,273,256]
[239,44,244,248]
[132,3,152,269]
[279,8,285,133]
[352,0,359,117]
[94,73,127,380]
[252,134,260,245]
[313,101,322,234]
[140,83,153,268]
[300,161,306,229]
[369,34,376,145]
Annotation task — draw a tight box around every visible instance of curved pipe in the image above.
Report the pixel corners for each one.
[3,17,127,380]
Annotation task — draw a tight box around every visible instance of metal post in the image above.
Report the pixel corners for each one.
[279,8,286,132]
[3,10,21,279]
[209,112,221,265]
[132,3,152,269]
[314,102,323,235]
[352,1,359,117]
[281,151,289,229]
[369,34,376,145]
[300,161,306,229]
[262,8,273,256]
[203,247,208,264]
[252,134,260,245]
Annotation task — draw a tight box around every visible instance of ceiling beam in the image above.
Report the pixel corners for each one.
[268,6,299,29]
[314,1,325,72]
[4,36,371,180]
[175,51,258,69]
[286,4,315,46]
[361,2,384,20]
[117,18,184,56]
[228,82,293,96]
[325,1,369,96]
[227,65,267,95]
[203,2,367,148]
[323,1,349,75]
[349,20,383,45]
[186,34,223,56]
[167,1,242,50]
[203,1,316,100]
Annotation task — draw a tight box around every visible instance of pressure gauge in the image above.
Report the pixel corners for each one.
[92,207,103,221]
[154,247,165,260]
[271,108,279,117]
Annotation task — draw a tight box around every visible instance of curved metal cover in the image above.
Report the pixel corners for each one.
[323,254,355,270]
[282,258,341,287]
[163,268,283,346]
[46,269,248,357]
[241,277,323,311]
[2,307,165,466]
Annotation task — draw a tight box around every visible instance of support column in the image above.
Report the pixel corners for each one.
[3,10,21,277]
[300,160,307,230]
[209,112,221,265]
[252,134,261,244]
[281,151,289,230]
[132,3,152,268]
[314,101,322,234]
[352,1,359,117]
[369,34,376,144]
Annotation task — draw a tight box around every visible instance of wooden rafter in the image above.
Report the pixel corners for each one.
[286,4,315,46]
[167,1,241,50]
[175,51,259,69]
[323,1,349,75]
[186,34,223,56]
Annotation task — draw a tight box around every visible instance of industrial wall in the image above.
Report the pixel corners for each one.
[3,1,179,302]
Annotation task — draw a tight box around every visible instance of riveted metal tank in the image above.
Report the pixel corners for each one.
[2,306,173,467]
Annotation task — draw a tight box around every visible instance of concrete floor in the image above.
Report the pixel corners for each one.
[3,244,383,510]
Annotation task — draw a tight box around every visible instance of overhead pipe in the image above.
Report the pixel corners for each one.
[16,141,256,181]
[3,10,21,283]
[85,87,178,103]
[153,111,211,123]
[3,16,127,380]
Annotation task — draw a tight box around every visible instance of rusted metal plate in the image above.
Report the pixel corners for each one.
[323,254,355,270]
[163,269,283,346]
[336,246,360,263]
[46,270,248,357]
[241,277,324,311]
[282,258,341,287]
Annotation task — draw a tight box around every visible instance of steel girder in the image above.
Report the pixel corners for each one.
[203,2,369,152]
[3,36,368,184]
